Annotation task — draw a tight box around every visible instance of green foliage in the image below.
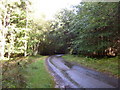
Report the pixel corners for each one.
[0,1,119,58]
[69,2,119,55]
[51,2,119,56]
[36,2,119,56]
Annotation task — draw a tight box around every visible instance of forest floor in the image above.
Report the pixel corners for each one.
[2,55,55,88]
[46,55,119,88]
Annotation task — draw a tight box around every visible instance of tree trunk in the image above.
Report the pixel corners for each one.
[0,17,4,60]
[0,36,5,60]
[0,1,8,60]
[24,1,28,57]
[33,43,39,56]
[8,30,15,59]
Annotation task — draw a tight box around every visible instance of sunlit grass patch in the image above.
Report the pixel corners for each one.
[63,55,119,78]
[23,56,55,88]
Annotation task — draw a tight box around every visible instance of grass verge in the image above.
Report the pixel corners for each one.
[62,55,119,78]
[2,55,55,88]
[23,55,55,88]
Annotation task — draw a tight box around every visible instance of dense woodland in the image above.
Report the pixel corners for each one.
[0,0,120,60]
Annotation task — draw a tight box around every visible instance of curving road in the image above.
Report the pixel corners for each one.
[46,55,118,88]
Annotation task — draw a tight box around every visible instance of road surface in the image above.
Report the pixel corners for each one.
[46,55,118,88]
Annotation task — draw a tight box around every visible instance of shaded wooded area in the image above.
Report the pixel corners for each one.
[38,2,120,57]
[0,1,120,60]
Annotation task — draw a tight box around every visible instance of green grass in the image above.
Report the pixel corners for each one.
[63,55,119,78]
[23,56,55,88]
[2,55,55,88]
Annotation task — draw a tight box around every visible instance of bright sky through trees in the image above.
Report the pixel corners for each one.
[30,0,81,20]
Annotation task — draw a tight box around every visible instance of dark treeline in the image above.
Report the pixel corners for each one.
[0,1,120,59]
[38,2,120,57]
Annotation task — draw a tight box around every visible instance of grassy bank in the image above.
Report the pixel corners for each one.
[23,56,55,88]
[2,55,54,88]
[63,55,119,78]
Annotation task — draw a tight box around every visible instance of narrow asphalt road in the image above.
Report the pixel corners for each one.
[46,55,118,88]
